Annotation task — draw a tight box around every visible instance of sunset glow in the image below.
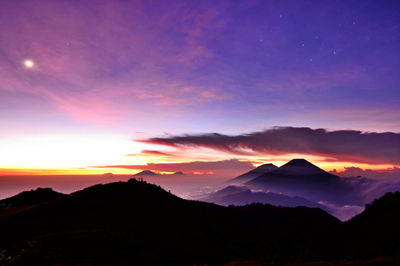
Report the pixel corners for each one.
[0,134,145,169]
[0,0,399,198]
[1,2,399,264]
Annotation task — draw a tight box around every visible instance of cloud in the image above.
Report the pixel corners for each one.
[0,0,231,124]
[332,167,400,180]
[94,159,254,177]
[331,167,400,206]
[318,201,364,221]
[341,176,400,205]
[126,150,174,157]
[140,126,400,165]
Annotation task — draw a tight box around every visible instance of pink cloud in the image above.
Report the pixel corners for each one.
[41,90,122,124]
[126,150,174,157]
[332,167,400,180]
[0,0,230,124]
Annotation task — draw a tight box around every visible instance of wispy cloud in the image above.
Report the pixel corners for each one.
[332,167,400,180]
[0,0,230,124]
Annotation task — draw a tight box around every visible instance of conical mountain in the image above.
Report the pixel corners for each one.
[279,158,328,174]
[133,170,159,176]
[284,158,319,167]
[172,171,185,176]
[246,159,361,206]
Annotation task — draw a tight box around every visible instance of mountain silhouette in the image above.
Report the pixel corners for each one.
[205,185,250,198]
[302,191,400,264]
[132,170,159,176]
[1,180,399,264]
[0,179,339,265]
[201,185,328,211]
[0,187,65,208]
[228,163,277,184]
[246,159,362,205]
[324,191,400,260]
[0,188,66,220]
[172,171,185,175]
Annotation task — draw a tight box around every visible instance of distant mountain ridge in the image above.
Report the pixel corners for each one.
[172,171,185,175]
[133,170,185,176]
[229,163,277,184]
[245,159,362,205]
[201,158,367,219]
[133,170,159,176]
[201,185,328,211]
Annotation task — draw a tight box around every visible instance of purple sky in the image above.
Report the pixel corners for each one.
[0,0,399,174]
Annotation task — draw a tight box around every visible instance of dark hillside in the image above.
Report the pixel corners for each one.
[0,179,339,265]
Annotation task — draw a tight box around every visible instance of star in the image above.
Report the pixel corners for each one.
[24,60,34,68]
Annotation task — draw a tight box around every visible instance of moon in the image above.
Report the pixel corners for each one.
[24,60,34,68]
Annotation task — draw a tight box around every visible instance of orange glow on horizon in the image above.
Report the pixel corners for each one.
[0,135,397,177]
[0,167,137,176]
[0,134,155,169]
[157,171,176,175]
[0,160,397,177]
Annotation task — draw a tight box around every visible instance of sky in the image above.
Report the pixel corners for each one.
[0,0,399,185]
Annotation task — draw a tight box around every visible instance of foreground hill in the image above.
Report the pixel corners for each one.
[1,180,400,264]
[0,187,65,208]
[318,191,400,261]
[0,179,339,265]
[0,188,66,219]
[246,159,362,205]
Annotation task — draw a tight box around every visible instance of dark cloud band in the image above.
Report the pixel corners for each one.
[140,127,400,165]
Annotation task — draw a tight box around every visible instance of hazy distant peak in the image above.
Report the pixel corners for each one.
[216,185,250,195]
[133,170,159,176]
[172,171,185,175]
[229,163,278,184]
[250,163,278,174]
[256,163,277,169]
[197,185,251,201]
